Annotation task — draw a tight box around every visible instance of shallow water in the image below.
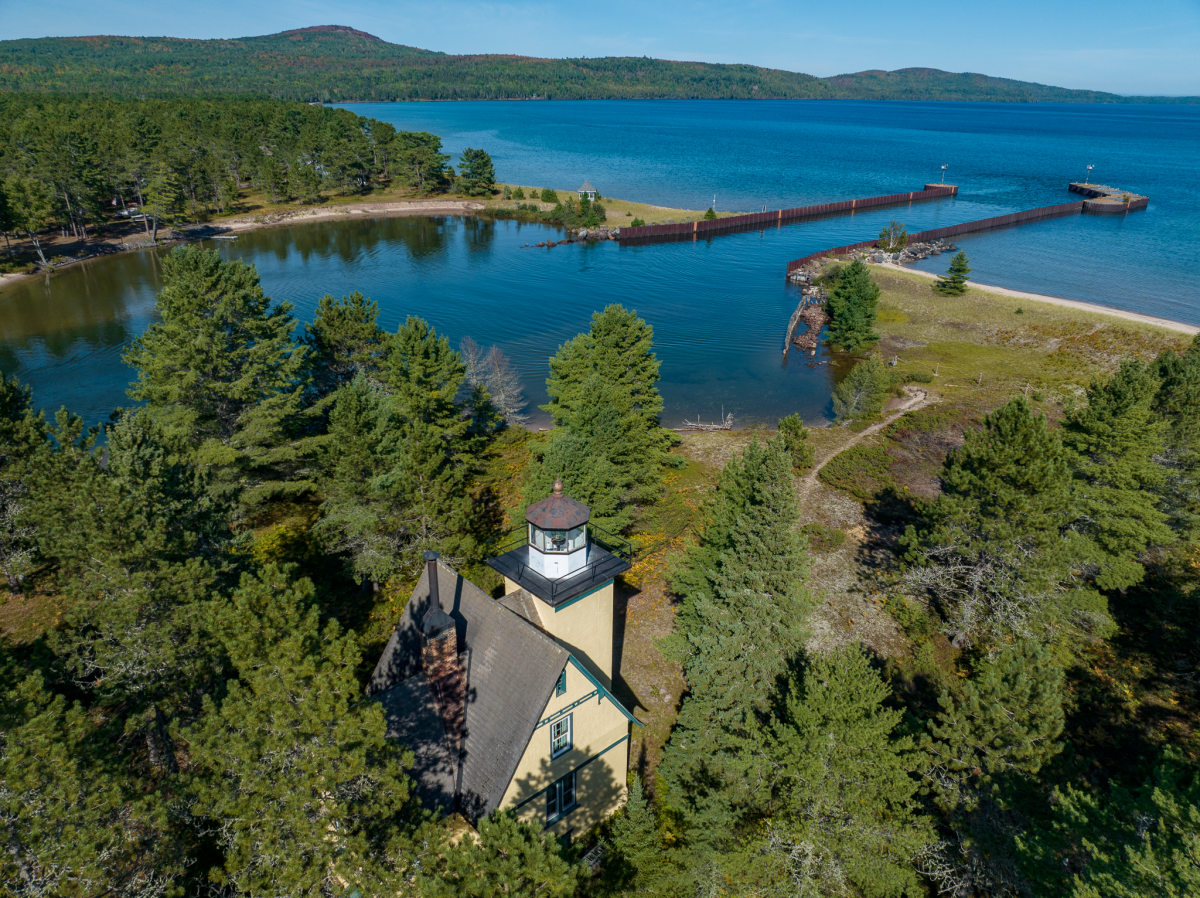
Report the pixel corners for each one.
[3,99,1197,427]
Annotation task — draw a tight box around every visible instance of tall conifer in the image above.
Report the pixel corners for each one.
[660,439,812,847]
[124,246,309,510]
[824,259,881,352]
[1063,360,1174,590]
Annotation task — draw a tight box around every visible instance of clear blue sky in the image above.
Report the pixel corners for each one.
[2,0,1197,96]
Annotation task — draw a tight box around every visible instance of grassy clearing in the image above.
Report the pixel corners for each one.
[487,184,755,226]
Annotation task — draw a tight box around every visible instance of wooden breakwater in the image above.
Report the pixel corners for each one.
[785,200,1090,273]
[616,183,957,242]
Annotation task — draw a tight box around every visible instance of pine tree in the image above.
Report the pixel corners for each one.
[934,250,972,296]
[187,565,417,896]
[824,259,881,352]
[418,811,582,897]
[1152,336,1200,537]
[458,147,496,196]
[900,398,1102,648]
[0,376,45,593]
[606,776,680,896]
[124,246,310,511]
[660,439,812,846]
[523,376,656,534]
[832,356,890,421]
[920,641,1065,897]
[28,411,231,773]
[1063,360,1174,590]
[542,305,674,510]
[311,375,409,587]
[751,648,934,897]
[1017,749,1200,898]
[303,291,388,401]
[776,412,814,470]
[0,672,177,897]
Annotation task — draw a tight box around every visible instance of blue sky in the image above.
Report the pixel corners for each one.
[3,0,1197,96]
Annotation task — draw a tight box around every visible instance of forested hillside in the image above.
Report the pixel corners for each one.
[3,25,1192,103]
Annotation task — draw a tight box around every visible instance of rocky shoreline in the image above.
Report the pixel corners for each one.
[786,237,958,283]
[528,225,621,248]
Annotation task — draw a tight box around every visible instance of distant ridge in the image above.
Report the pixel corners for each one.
[0,27,1193,104]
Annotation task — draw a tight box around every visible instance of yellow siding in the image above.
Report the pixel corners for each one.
[540,583,614,687]
[498,661,629,834]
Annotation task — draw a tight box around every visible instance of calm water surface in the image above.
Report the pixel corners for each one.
[3,100,1197,426]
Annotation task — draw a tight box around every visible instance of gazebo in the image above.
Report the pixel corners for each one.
[577,181,597,201]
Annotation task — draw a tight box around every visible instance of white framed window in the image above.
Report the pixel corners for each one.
[546,770,577,823]
[550,714,572,758]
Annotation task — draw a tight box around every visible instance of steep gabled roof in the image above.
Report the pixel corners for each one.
[578,181,596,193]
[368,563,570,820]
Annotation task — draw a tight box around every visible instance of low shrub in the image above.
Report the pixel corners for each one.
[540,187,559,204]
[885,593,936,641]
[904,371,934,383]
[801,522,846,552]
[513,186,526,199]
[630,218,645,227]
[818,444,895,500]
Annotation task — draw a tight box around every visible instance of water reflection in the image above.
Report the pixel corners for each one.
[2,212,851,428]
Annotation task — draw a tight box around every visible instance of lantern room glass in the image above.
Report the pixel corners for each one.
[529,524,587,554]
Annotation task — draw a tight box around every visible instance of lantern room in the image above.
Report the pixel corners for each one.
[525,480,590,579]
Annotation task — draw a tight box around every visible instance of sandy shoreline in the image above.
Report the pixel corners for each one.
[879,262,1199,336]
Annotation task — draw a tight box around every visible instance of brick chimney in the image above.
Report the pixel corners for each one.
[420,551,465,749]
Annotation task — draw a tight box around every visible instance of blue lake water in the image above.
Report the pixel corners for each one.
[2,100,1197,428]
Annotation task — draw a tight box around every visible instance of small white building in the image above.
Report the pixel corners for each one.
[577,181,597,201]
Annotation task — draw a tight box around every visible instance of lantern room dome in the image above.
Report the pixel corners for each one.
[525,480,590,530]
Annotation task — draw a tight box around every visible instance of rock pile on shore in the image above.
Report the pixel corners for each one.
[568,226,619,240]
[866,238,957,265]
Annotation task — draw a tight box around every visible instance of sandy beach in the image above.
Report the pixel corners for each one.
[879,262,1199,336]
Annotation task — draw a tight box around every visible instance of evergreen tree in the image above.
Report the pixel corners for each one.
[703,206,717,220]
[458,147,496,196]
[660,439,812,847]
[523,377,652,534]
[29,411,231,773]
[187,565,417,896]
[824,259,881,352]
[541,305,675,514]
[920,641,1065,898]
[0,376,45,593]
[934,251,972,296]
[1017,749,1200,898]
[751,648,933,897]
[777,412,815,470]
[832,356,890,421]
[380,317,494,564]
[418,811,582,897]
[900,398,1105,648]
[312,374,413,586]
[1063,360,1174,590]
[124,246,310,511]
[0,672,177,897]
[303,291,388,401]
[606,776,680,897]
[1152,336,1200,536]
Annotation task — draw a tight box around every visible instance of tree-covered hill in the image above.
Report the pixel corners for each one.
[3,25,1193,103]
[822,66,1195,103]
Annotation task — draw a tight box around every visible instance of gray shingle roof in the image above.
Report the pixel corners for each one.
[367,563,569,821]
[578,181,596,193]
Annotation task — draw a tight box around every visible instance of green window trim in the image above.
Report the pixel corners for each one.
[512,734,631,812]
[567,655,642,726]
